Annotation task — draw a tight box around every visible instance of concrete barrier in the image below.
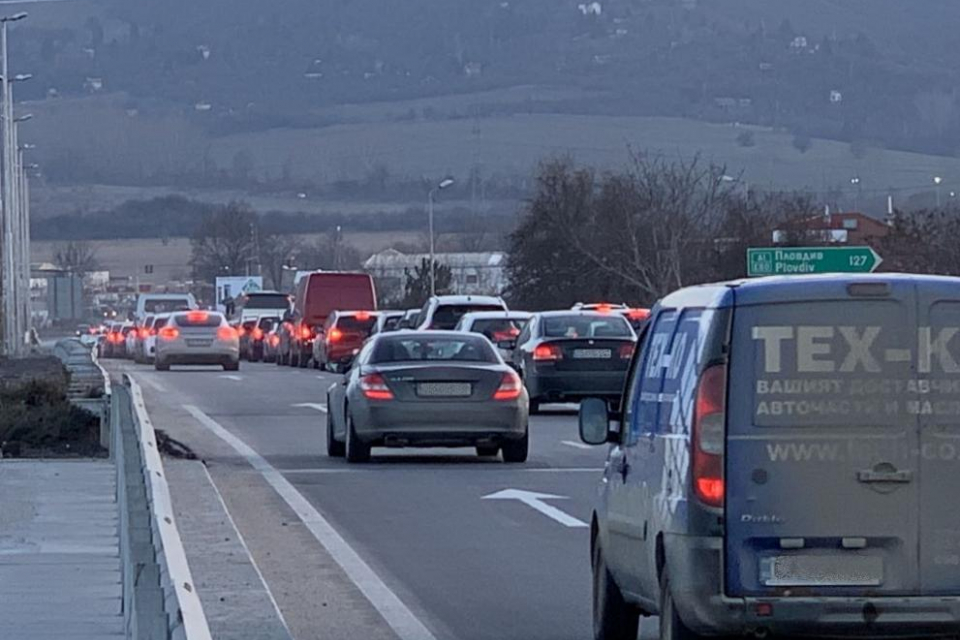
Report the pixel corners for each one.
[116,374,213,640]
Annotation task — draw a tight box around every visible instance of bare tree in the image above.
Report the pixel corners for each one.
[259,233,302,290]
[190,201,258,282]
[53,240,99,275]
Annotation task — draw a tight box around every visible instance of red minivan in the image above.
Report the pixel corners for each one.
[278,272,377,367]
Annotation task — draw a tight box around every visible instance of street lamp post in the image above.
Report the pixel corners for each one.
[0,11,28,355]
[934,176,943,208]
[427,177,455,297]
[850,176,861,212]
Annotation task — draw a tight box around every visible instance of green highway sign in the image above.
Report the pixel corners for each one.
[747,246,882,277]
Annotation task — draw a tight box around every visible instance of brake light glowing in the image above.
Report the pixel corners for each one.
[356,311,370,321]
[595,303,612,314]
[236,326,246,337]
[108,332,122,343]
[252,328,264,340]
[619,343,635,360]
[138,328,150,339]
[360,373,394,400]
[693,363,727,508]
[300,325,312,340]
[533,343,563,361]
[217,326,238,341]
[493,371,523,401]
[626,308,651,320]
[268,334,280,347]
[327,328,343,342]
[159,327,179,340]
[186,311,208,323]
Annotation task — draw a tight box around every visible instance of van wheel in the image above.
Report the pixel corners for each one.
[326,407,345,458]
[592,542,640,640]
[659,570,699,640]
[345,414,370,463]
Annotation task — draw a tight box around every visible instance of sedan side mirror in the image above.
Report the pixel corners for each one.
[579,398,614,445]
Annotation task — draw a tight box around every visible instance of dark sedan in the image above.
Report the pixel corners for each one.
[325,331,529,463]
[512,310,636,413]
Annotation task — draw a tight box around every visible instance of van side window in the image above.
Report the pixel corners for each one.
[627,310,679,442]
[657,309,705,435]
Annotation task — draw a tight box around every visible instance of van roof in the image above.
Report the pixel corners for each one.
[660,273,960,309]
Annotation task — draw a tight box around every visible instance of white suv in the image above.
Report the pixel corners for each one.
[415,295,508,331]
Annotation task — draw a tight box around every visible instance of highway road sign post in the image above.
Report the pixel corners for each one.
[747,246,882,277]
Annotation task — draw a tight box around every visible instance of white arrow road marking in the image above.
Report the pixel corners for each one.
[292,402,328,413]
[561,440,592,450]
[184,405,438,640]
[482,489,588,528]
[220,374,243,381]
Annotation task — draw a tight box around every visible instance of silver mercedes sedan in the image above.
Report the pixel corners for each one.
[325,331,529,463]
[154,310,240,371]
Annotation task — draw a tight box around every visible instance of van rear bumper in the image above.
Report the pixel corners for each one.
[665,534,960,637]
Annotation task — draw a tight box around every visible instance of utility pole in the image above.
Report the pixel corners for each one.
[427,177,455,297]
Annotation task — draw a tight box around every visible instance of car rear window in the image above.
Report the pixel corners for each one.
[431,304,505,330]
[121,326,134,335]
[242,293,290,309]
[173,311,224,328]
[258,317,279,330]
[371,336,498,363]
[542,315,632,338]
[154,317,168,329]
[382,316,402,331]
[241,320,258,331]
[470,318,528,341]
[337,316,377,333]
[144,298,192,314]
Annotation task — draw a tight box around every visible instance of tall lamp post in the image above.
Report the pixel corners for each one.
[934,176,943,208]
[427,177,455,297]
[0,11,28,354]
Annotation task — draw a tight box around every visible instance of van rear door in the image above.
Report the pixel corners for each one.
[725,280,920,597]
[918,282,960,594]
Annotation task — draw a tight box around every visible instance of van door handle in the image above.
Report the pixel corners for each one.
[857,468,913,483]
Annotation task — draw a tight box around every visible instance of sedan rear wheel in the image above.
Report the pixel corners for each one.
[326,405,345,458]
[155,359,170,372]
[345,414,370,463]
[501,429,529,463]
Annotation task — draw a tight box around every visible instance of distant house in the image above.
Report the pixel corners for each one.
[84,77,104,92]
[790,36,809,50]
[363,249,507,301]
[830,89,843,103]
[773,212,889,245]
[463,62,482,77]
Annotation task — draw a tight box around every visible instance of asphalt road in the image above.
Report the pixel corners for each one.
[105,358,654,640]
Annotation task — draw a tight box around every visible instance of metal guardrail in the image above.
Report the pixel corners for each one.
[53,338,111,449]
[121,374,213,640]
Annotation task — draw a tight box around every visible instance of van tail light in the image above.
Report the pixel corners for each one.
[693,363,727,508]
[618,343,635,360]
[138,328,150,339]
[218,326,238,341]
[360,373,394,400]
[327,328,343,343]
[300,324,313,340]
[159,327,179,341]
[533,343,563,361]
[252,328,264,341]
[493,371,522,401]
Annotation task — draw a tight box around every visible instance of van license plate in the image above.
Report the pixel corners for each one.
[417,382,472,397]
[573,349,611,359]
[760,555,883,587]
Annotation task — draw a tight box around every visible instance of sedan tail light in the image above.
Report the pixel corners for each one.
[493,371,523,401]
[268,334,280,347]
[693,363,727,508]
[327,328,343,343]
[138,328,150,339]
[252,328,264,340]
[218,326,238,341]
[236,326,246,337]
[360,373,394,400]
[532,343,563,361]
[300,324,313,340]
[618,343,635,360]
[158,327,179,341]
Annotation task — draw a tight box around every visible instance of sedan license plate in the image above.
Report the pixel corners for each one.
[573,348,611,359]
[760,555,883,587]
[417,382,472,397]
[186,339,213,348]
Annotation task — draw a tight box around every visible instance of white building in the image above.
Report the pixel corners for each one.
[363,249,507,301]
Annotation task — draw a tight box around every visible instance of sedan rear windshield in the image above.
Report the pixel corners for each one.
[431,304,505,330]
[144,298,192,314]
[382,316,402,331]
[173,312,224,328]
[542,315,632,339]
[371,336,498,363]
[242,293,290,309]
[470,318,528,341]
[258,317,279,330]
[337,316,377,333]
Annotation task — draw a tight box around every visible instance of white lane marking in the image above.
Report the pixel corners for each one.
[292,402,328,413]
[202,464,293,639]
[221,374,244,381]
[183,405,438,640]
[482,489,588,528]
[140,376,167,393]
[561,440,592,450]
